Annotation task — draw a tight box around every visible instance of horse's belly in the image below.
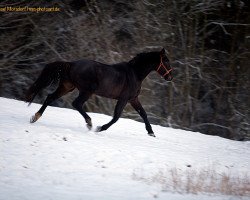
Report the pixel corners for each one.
[95,85,123,99]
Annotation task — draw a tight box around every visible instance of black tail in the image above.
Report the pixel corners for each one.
[25,61,70,105]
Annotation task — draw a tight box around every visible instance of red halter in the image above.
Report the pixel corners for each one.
[156,56,172,78]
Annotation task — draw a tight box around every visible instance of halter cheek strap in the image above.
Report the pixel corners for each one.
[156,57,172,78]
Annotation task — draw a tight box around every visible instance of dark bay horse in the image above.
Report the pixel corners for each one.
[25,48,172,137]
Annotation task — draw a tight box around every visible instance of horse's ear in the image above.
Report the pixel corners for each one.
[160,48,165,56]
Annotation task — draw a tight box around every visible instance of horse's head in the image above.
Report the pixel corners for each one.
[156,48,173,81]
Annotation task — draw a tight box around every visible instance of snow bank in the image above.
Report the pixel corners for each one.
[0,97,249,200]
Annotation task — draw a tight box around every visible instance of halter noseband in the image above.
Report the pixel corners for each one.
[156,56,172,78]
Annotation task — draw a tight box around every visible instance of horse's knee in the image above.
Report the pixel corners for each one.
[72,99,80,109]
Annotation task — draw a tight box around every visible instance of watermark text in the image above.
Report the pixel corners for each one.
[0,6,60,13]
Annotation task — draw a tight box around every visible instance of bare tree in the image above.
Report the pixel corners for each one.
[0,0,249,140]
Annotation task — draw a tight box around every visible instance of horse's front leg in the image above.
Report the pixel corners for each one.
[130,98,155,137]
[96,99,127,132]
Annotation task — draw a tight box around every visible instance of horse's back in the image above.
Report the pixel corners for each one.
[68,59,138,99]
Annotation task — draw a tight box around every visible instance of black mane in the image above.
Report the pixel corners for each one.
[128,51,160,67]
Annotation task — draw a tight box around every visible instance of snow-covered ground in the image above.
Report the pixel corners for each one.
[0,97,249,200]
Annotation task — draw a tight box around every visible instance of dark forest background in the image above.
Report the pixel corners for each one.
[0,0,249,140]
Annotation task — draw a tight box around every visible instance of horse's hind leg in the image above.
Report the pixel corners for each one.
[30,81,75,123]
[72,92,92,130]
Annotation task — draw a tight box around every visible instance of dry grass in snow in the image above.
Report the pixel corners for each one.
[132,167,250,197]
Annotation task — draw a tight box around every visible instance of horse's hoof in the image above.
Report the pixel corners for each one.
[95,126,102,132]
[148,132,156,137]
[30,113,41,123]
[30,116,35,123]
[86,118,92,130]
[87,124,92,130]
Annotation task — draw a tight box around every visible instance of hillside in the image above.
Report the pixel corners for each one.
[0,97,249,200]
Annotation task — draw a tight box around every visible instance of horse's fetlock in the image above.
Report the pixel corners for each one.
[86,124,92,130]
[86,118,92,125]
[148,132,156,137]
[95,126,102,132]
[30,112,41,123]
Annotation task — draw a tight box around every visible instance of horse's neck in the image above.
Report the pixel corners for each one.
[128,52,159,81]
[131,61,155,81]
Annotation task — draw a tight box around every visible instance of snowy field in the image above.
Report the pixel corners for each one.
[0,97,249,200]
